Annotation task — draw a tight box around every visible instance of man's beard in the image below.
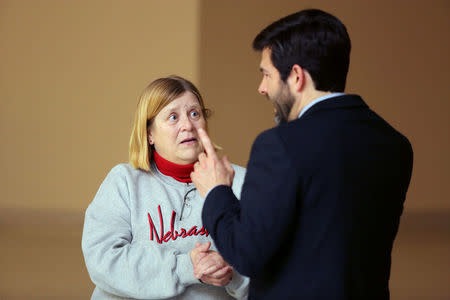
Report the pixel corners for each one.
[269,84,295,125]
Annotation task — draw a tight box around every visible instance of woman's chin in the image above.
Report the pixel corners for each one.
[176,150,202,164]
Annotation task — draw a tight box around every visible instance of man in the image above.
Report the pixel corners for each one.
[191,9,413,300]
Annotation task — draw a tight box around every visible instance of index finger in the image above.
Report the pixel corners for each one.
[198,128,218,160]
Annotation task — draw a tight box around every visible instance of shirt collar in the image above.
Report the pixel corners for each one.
[298,93,345,119]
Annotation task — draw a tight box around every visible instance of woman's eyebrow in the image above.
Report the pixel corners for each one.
[184,103,201,110]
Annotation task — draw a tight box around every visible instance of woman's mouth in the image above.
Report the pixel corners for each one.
[180,137,198,145]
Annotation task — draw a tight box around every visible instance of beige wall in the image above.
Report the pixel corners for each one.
[0,0,449,217]
[0,0,200,214]
[199,0,450,213]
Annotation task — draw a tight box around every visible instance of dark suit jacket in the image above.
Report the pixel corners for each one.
[202,95,413,300]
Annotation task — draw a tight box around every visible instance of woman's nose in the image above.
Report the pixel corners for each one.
[180,115,194,131]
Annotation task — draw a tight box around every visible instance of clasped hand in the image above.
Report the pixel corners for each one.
[190,241,233,286]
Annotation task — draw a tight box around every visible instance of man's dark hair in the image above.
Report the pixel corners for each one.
[253,9,351,92]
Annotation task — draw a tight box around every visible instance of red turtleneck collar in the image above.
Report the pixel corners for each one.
[153,151,194,183]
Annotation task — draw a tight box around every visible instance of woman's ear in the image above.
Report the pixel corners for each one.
[148,134,154,145]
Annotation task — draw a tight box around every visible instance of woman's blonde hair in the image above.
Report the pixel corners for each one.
[129,75,211,171]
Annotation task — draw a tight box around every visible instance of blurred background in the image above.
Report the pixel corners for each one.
[1,0,449,299]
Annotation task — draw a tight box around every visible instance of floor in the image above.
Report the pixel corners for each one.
[0,212,449,299]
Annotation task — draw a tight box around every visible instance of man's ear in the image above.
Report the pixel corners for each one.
[289,64,305,92]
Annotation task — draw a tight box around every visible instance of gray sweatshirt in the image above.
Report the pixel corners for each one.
[82,163,249,300]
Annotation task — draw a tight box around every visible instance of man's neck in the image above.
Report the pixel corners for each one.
[288,90,333,121]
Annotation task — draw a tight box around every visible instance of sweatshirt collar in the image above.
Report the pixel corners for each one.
[151,161,194,188]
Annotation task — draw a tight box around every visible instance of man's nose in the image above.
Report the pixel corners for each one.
[258,80,267,95]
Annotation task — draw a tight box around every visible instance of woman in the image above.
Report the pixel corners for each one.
[82,76,249,299]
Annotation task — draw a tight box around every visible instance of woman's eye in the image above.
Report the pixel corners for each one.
[169,114,177,121]
[190,111,200,118]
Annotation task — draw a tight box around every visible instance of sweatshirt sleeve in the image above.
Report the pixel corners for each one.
[81,165,198,299]
[225,270,249,300]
